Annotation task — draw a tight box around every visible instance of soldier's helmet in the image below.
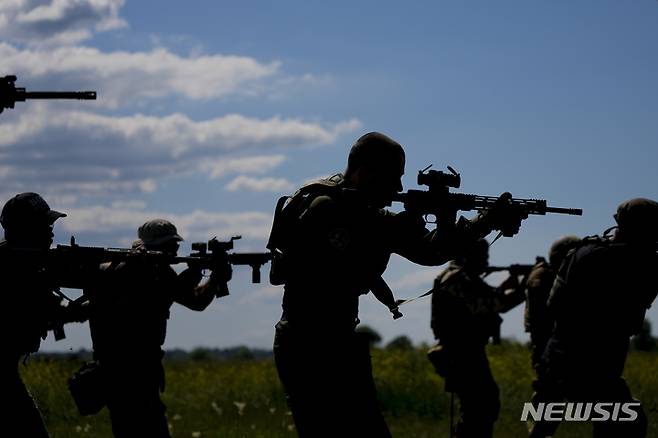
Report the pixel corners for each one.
[134,219,183,248]
[614,198,658,242]
[548,235,580,269]
[0,192,66,230]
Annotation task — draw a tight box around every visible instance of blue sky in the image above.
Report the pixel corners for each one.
[2,0,657,351]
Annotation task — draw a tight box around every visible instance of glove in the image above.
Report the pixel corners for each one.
[483,192,528,237]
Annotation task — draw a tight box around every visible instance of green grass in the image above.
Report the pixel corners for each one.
[21,344,658,437]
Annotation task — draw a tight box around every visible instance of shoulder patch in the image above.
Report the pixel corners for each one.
[327,227,350,250]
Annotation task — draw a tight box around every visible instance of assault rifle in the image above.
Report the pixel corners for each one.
[482,257,546,278]
[1,75,96,114]
[189,235,273,283]
[392,166,582,233]
[9,236,271,342]
[14,236,271,289]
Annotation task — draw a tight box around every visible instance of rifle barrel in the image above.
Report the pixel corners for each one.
[23,91,97,100]
[544,206,582,216]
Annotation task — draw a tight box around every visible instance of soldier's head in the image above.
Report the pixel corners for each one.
[548,235,580,270]
[457,238,489,273]
[344,132,405,207]
[133,219,183,255]
[0,192,66,249]
[613,198,658,246]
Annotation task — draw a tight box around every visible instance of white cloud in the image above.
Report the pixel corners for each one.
[225,176,294,193]
[0,0,127,47]
[0,43,280,107]
[59,205,274,243]
[0,104,361,196]
[200,155,287,180]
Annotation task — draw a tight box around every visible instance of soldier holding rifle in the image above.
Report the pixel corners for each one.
[85,219,232,438]
[429,238,527,438]
[0,193,86,438]
[268,132,534,437]
[532,199,658,438]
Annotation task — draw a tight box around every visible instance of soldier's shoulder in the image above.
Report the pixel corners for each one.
[528,260,551,278]
[571,236,610,261]
[296,175,344,209]
[437,263,468,286]
[297,174,344,196]
[307,194,336,210]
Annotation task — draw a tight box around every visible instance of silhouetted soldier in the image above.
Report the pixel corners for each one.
[269,132,526,437]
[86,219,232,438]
[525,236,580,371]
[524,236,579,437]
[430,238,526,438]
[533,199,658,438]
[0,193,83,437]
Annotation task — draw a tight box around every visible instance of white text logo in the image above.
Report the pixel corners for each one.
[521,402,640,422]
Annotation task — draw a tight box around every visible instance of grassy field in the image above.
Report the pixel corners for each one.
[22,343,658,437]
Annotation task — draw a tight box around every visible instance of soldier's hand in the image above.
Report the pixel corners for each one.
[390,306,403,320]
[484,192,528,237]
[499,274,519,290]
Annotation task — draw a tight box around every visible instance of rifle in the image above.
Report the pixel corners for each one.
[189,235,273,283]
[1,75,96,114]
[392,166,582,228]
[13,236,271,289]
[483,257,546,277]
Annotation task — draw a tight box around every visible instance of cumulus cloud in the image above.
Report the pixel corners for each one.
[200,155,287,180]
[0,0,127,47]
[59,205,274,243]
[0,0,362,205]
[0,104,361,196]
[225,176,294,193]
[0,43,280,107]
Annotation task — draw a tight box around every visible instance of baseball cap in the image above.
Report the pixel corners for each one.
[0,192,66,229]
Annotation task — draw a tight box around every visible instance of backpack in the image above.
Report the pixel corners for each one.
[266,174,343,285]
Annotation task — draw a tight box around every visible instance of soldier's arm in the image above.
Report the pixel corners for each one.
[430,276,442,339]
[370,277,403,319]
[448,275,513,316]
[173,268,218,311]
[389,212,494,266]
[492,274,527,313]
[546,250,577,316]
[524,265,552,332]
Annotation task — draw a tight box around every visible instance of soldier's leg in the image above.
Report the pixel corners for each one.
[106,364,170,438]
[453,349,500,438]
[2,363,49,438]
[527,391,563,437]
[274,330,330,437]
[344,333,391,438]
[588,378,647,438]
[527,372,563,437]
[528,337,568,438]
